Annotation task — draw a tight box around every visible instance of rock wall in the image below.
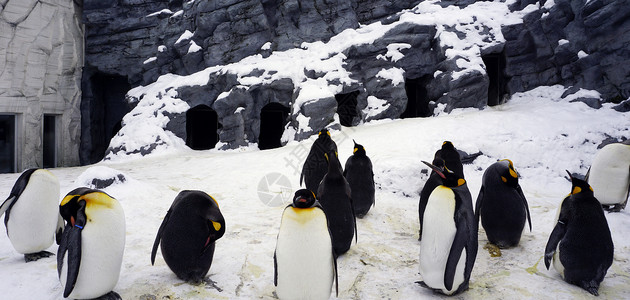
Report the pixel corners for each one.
[91,0,630,159]
[504,0,630,103]
[0,0,83,170]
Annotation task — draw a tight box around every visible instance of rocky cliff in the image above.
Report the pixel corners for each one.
[78,0,630,160]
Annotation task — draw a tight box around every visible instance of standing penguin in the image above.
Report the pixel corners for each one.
[418,161,477,296]
[58,187,126,299]
[475,159,532,248]
[274,189,338,300]
[585,140,630,211]
[418,141,464,241]
[301,129,338,196]
[544,171,614,296]
[317,149,356,256]
[344,140,375,218]
[0,168,62,262]
[151,190,225,283]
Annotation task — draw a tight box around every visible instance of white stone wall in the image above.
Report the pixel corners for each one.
[0,0,83,171]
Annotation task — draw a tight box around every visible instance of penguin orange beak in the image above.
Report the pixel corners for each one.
[297,198,307,203]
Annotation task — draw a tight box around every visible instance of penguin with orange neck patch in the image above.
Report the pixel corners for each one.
[274,189,338,300]
[418,160,477,296]
[475,159,532,248]
[151,190,225,283]
[544,171,613,296]
[58,187,125,300]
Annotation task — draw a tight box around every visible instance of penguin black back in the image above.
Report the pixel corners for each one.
[475,160,532,248]
[344,140,375,218]
[301,129,338,196]
[317,149,356,255]
[152,190,226,283]
[434,141,464,178]
[544,172,613,296]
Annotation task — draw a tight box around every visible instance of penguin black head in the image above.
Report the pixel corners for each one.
[292,189,317,208]
[202,193,226,242]
[60,187,114,228]
[422,160,466,188]
[498,159,519,187]
[318,129,331,138]
[441,141,455,150]
[353,140,366,156]
[566,170,594,197]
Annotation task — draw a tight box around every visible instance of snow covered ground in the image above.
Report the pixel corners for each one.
[1,85,629,299]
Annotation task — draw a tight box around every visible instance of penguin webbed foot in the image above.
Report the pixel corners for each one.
[24,251,54,262]
[603,204,623,212]
[578,281,600,296]
[91,291,122,300]
[483,243,502,257]
[198,277,223,292]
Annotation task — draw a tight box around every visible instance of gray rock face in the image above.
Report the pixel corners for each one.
[91,0,630,159]
[503,0,630,101]
[0,0,83,170]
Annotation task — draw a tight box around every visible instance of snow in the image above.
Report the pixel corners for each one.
[175,30,194,45]
[375,67,405,86]
[578,50,589,59]
[188,41,202,54]
[364,96,391,118]
[1,85,629,299]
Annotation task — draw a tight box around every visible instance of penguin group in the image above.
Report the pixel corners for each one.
[0,131,626,299]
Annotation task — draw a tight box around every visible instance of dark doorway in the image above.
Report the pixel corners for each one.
[482,53,507,106]
[402,75,432,118]
[86,72,131,164]
[259,102,289,150]
[186,105,220,150]
[0,115,15,173]
[43,115,57,168]
[335,91,359,127]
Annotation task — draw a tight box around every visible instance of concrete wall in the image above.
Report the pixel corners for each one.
[0,0,83,172]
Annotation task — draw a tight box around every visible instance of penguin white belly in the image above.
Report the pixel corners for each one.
[7,171,59,254]
[589,144,630,205]
[61,203,126,299]
[276,207,334,300]
[419,187,466,295]
[552,244,565,279]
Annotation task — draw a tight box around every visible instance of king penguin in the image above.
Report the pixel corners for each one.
[418,141,464,241]
[151,190,225,283]
[475,159,532,248]
[344,140,375,218]
[301,129,338,196]
[317,149,356,256]
[274,189,338,300]
[544,171,614,296]
[418,161,477,296]
[58,187,126,300]
[585,140,630,211]
[0,168,63,262]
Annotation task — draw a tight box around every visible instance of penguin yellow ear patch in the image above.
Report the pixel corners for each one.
[572,187,582,195]
[509,169,518,178]
[324,153,329,161]
[501,176,507,183]
[457,179,466,186]
[211,221,222,231]
[353,147,358,154]
[589,186,593,192]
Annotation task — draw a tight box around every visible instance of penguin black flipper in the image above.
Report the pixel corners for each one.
[55,214,64,245]
[516,185,532,231]
[333,251,339,297]
[444,209,469,291]
[544,220,567,270]
[1,169,37,229]
[151,209,172,265]
[273,251,278,287]
[0,196,16,228]
[474,186,484,225]
[63,200,87,298]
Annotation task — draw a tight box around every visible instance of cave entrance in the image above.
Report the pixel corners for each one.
[482,53,507,106]
[186,105,220,150]
[43,115,58,168]
[0,115,15,173]
[86,72,131,164]
[259,102,289,150]
[335,91,359,127]
[402,75,432,118]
